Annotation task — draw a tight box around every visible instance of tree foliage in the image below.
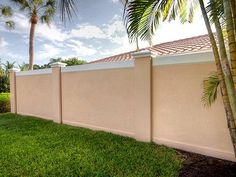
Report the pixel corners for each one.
[124,0,198,45]
[18,57,87,71]
[201,72,220,107]
[0,60,15,93]
[0,4,15,29]
[11,0,57,26]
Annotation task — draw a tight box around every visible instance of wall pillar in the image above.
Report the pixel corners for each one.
[9,68,20,114]
[132,50,154,142]
[51,62,66,124]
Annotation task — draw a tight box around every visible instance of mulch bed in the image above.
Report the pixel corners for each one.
[178,150,236,177]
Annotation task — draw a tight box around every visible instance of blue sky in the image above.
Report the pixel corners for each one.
[0,0,208,65]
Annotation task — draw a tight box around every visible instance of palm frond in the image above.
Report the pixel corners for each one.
[124,0,163,44]
[0,6,13,17]
[5,21,15,29]
[124,0,199,45]
[0,5,15,29]
[206,0,225,24]
[180,0,199,23]
[58,0,78,22]
[201,71,220,107]
[40,0,56,25]
[10,0,31,11]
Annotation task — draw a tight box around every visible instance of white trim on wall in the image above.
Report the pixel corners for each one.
[14,51,214,76]
[61,60,134,73]
[16,68,52,76]
[153,51,214,66]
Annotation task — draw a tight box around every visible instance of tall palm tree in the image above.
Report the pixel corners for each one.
[223,0,236,89]
[202,0,236,153]
[124,0,236,156]
[0,5,14,29]
[11,0,57,70]
[230,0,236,36]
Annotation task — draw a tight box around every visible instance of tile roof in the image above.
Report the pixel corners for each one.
[90,34,213,64]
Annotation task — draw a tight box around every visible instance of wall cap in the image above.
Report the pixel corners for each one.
[50,62,67,68]
[16,68,52,76]
[132,50,156,59]
[152,50,214,66]
[61,60,134,73]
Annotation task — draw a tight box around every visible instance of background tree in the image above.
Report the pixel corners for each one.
[48,57,87,66]
[3,61,15,74]
[11,0,57,70]
[18,57,86,71]
[0,60,15,93]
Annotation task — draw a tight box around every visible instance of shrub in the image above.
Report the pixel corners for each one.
[0,93,10,113]
[0,74,10,93]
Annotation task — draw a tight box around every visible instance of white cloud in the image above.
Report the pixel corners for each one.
[105,15,125,36]
[66,40,97,57]
[1,13,128,46]
[111,0,119,3]
[37,44,61,61]
[69,15,126,45]
[70,24,107,39]
[0,37,8,49]
[36,23,69,42]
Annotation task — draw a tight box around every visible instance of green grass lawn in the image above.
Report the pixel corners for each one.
[0,113,182,177]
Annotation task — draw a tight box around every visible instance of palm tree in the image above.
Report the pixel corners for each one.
[10,0,78,70]
[3,61,15,74]
[124,0,236,156]
[18,62,29,71]
[201,0,236,153]
[0,5,14,29]
[223,0,236,89]
[11,0,57,70]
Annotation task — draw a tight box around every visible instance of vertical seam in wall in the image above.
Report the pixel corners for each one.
[150,58,153,142]
[59,68,63,124]
[14,73,18,114]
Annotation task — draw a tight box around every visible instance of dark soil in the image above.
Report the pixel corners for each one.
[178,150,236,177]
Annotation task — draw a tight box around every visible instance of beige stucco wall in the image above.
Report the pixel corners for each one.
[152,62,235,161]
[61,68,135,137]
[16,74,53,120]
[11,54,236,161]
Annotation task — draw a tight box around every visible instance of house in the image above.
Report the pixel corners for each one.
[90,34,213,64]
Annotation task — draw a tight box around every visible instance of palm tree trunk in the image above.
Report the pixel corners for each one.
[214,16,236,154]
[230,0,236,36]
[29,22,36,70]
[199,0,236,156]
[224,0,236,89]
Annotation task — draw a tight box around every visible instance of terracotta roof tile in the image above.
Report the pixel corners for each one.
[90,34,213,64]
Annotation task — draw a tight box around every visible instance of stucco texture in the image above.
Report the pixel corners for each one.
[16,74,53,120]
[61,68,135,137]
[152,63,234,161]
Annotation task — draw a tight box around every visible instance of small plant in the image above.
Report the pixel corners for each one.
[0,93,10,113]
